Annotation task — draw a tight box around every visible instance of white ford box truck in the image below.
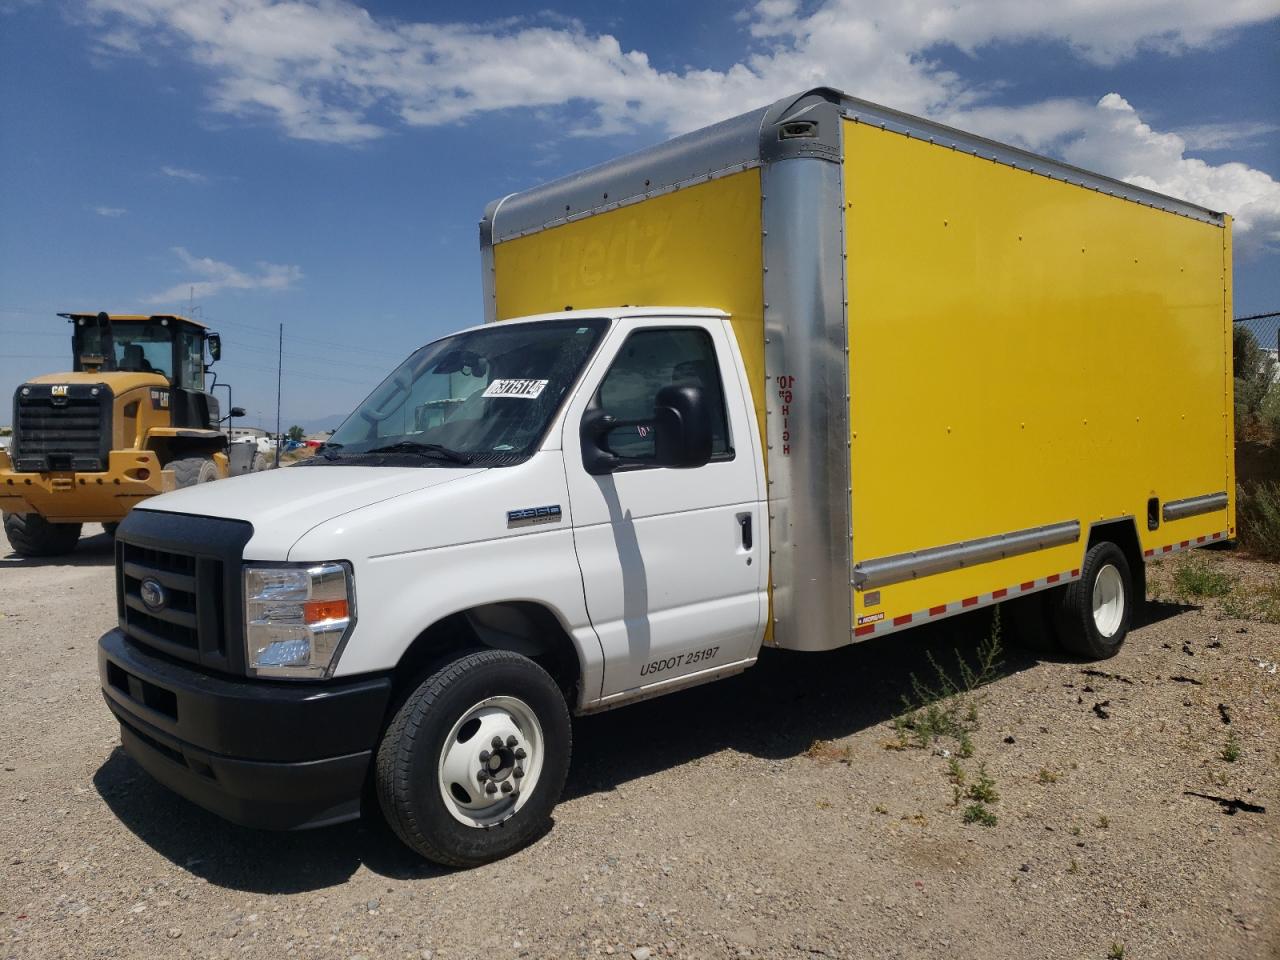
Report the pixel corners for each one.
[98,88,1235,866]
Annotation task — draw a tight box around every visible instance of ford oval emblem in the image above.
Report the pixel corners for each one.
[140,578,167,611]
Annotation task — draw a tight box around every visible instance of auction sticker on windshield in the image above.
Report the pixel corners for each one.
[483,379,549,399]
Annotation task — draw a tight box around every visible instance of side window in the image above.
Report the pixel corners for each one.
[594,327,731,460]
[178,330,204,391]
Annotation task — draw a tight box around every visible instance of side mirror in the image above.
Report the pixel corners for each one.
[652,384,712,468]
[580,384,712,476]
[207,333,222,361]
[230,406,246,418]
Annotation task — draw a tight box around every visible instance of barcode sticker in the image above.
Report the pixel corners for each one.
[482,378,549,399]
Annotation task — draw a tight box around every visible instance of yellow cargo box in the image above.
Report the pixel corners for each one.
[482,88,1233,652]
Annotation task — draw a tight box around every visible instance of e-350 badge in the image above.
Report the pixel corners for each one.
[507,504,562,528]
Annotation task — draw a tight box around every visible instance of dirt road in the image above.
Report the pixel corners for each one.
[2,527,1276,959]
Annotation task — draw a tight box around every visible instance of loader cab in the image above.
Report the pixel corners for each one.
[64,313,222,429]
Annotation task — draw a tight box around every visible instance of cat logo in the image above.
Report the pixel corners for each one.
[51,385,69,397]
[149,388,170,410]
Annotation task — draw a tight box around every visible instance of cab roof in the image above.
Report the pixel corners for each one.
[58,312,210,330]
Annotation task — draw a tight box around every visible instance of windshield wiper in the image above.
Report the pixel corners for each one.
[362,441,474,464]
[316,441,344,461]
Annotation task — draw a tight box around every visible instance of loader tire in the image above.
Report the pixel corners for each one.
[1054,542,1134,660]
[169,456,219,488]
[3,512,82,557]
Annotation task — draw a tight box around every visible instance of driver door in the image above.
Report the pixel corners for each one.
[562,316,766,701]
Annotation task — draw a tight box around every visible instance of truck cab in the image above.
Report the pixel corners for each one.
[98,307,768,864]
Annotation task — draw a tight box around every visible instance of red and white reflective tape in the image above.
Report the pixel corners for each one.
[1143,530,1229,559]
[853,567,1082,639]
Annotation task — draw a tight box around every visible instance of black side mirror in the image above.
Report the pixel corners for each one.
[580,384,712,476]
[230,406,246,418]
[652,384,712,468]
[207,333,222,361]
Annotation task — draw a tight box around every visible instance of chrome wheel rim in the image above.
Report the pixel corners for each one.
[438,695,544,828]
[1091,564,1125,638]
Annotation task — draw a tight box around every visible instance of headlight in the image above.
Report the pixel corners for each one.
[243,562,355,679]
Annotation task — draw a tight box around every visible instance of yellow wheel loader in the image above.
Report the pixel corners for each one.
[0,312,244,557]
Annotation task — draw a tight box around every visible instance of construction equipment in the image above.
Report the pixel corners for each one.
[0,312,243,556]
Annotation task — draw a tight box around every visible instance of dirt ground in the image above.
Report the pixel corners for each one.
[1,527,1277,960]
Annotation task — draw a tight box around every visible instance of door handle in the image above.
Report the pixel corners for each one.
[737,513,752,550]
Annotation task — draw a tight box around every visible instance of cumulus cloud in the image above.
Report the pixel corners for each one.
[146,247,304,303]
[93,205,127,217]
[82,0,1280,245]
[159,165,208,183]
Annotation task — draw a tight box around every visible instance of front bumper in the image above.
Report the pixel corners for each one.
[98,628,392,830]
[0,449,172,522]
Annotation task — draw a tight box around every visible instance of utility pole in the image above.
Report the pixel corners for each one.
[274,322,283,468]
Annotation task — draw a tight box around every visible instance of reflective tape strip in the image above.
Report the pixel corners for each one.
[852,567,1081,640]
[1143,530,1228,559]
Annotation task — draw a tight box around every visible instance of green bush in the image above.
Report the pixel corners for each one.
[1261,382,1280,435]
[1173,556,1234,598]
[1239,480,1280,561]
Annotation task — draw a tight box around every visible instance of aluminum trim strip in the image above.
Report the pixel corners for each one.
[852,520,1081,590]
[761,146,852,652]
[484,105,771,243]
[1162,491,1229,522]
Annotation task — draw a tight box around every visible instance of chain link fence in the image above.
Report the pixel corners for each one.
[1235,311,1280,381]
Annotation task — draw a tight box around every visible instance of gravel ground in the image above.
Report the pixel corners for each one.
[1,527,1277,960]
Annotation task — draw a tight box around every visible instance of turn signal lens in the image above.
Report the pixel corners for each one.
[304,598,349,624]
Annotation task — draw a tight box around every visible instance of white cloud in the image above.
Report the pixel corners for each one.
[93,205,127,217]
[146,247,303,303]
[159,164,208,183]
[1175,121,1280,152]
[83,0,1280,245]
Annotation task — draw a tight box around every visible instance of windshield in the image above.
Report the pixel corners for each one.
[79,322,174,378]
[322,317,609,466]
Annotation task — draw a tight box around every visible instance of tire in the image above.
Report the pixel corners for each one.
[1003,591,1061,653]
[168,456,219,488]
[3,512,82,557]
[1055,542,1135,659]
[375,649,572,867]
[102,522,119,538]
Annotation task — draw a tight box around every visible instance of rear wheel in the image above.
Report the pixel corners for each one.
[2,512,82,557]
[375,649,572,867]
[168,456,219,488]
[1055,542,1135,659]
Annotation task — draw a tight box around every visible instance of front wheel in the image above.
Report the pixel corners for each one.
[3,512,82,557]
[168,456,219,488]
[1055,542,1135,659]
[375,650,572,867]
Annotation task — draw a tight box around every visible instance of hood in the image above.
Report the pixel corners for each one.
[138,463,486,560]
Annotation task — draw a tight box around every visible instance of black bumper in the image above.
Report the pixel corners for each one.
[98,628,392,830]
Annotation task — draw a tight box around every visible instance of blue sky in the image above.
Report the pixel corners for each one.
[2,0,1278,429]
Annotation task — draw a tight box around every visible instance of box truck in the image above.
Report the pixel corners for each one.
[98,88,1234,866]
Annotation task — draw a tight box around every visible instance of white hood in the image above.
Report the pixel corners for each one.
[138,464,485,560]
